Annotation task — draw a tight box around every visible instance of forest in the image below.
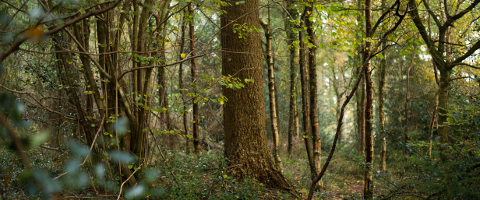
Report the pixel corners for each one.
[0,0,479,198]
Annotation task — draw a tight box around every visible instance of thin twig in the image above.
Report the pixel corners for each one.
[53,116,105,180]
[0,84,77,120]
[117,164,142,200]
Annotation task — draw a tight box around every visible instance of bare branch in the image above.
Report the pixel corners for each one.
[53,116,105,180]
[452,39,480,66]
[0,0,122,61]
[117,164,143,200]
[442,0,480,33]
[0,84,77,120]
[117,54,206,80]
[451,62,480,69]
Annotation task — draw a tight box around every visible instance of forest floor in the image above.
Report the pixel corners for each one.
[1,139,396,199]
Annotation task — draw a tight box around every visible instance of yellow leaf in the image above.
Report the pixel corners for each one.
[181,53,186,58]
[4,176,10,187]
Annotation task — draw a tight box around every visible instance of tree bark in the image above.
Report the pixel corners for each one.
[304,5,321,189]
[260,17,282,171]
[220,0,292,190]
[363,0,374,196]
[378,52,387,172]
[189,3,202,156]
[428,88,439,157]
[299,19,315,177]
[286,0,299,155]
[355,0,365,155]
[378,0,387,172]
[437,69,451,145]
[178,11,189,154]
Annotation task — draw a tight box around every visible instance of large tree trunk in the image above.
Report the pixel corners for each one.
[363,0,374,197]
[220,0,292,190]
[189,3,202,156]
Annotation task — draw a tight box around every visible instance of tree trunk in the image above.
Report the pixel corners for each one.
[286,0,298,155]
[299,20,315,177]
[220,0,292,190]
[437,69,451,145]
[363,0,374,196]
[260,16,282,171]
[355,0,365,155]
[404,48,416,160]
[178,11,189,154]
[305,5,321,186]
[405,65,412,160]
[378,0,387,172]
[189,3,202,156]
[428,87,439,157]
[359,72,366,155]
[378,53,387,172]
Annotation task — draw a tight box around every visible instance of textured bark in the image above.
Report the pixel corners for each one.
[178,11,189,154]
[260,17,281,170]
[359,72,366,155]
[286,0,299,155]
[305,5,321,185]
[363,0,374,197]
[53,34,94,146]
[355,0,365,155]
[299,21,315,177]
[378,0,387,172]
[132,0,153,160]
[378,53,387,171]
[189,3,202,156]
[437,69,451,145]
[220,0,292,190]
